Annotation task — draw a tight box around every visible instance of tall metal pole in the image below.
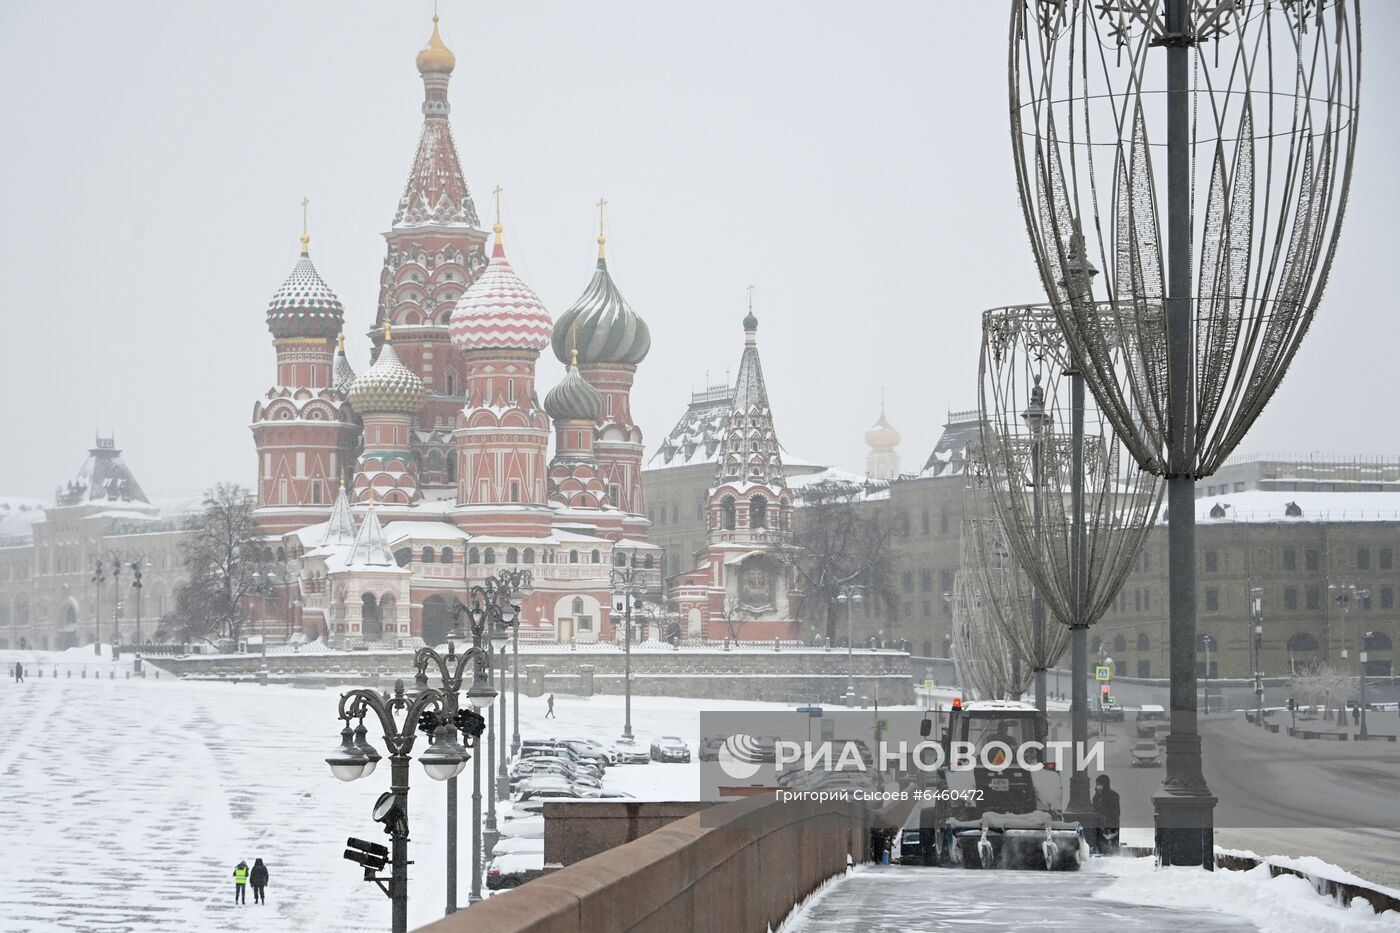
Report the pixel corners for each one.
[484,648,500,857]
[111,559,122,651]
[470,636,484,903]
[846,595,855,706]
[623,596,634,740]
[511,619,521,757]
[390,752,410,933]
[1066,368,1092,821]
[1252,584,1264,727]
[92,562,103,654]
[1154,0,1215,867]
[1031,435,1046,713]
[497,644,508,796]
[445,772,457,914]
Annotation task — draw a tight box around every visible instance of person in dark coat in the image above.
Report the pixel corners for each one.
[13,661,23,683]
[249,858,269,904]
[233,860,249,904]
[545,694,555,718]
[1092,774,1121,855]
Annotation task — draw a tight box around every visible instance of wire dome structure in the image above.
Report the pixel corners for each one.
[951,541,1033,701]
[961,465,1073,700]
[977,303,1163,632]
[1009,0,1360,477]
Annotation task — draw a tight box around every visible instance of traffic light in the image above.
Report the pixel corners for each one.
[1287,698,1296,711]
[1100,684,1110,698]
[344,837,388,873]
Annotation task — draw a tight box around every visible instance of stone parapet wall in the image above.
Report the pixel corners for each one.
[148,649,914,704]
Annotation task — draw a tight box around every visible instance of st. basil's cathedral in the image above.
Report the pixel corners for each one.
[251,16,797,647]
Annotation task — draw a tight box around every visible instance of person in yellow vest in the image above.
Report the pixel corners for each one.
[233,860,249,904]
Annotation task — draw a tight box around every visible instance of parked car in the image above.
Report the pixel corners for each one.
[498,815,544,838]
[580,788,636,799]
[1130,741,1162,767]
[519,745,603,776]
[491,835,544,857]
[612,737,651,764]
[509,759,601,788]
[486,851,546,890]
[897,828,923,864]
[650,736,692,762]
[552,737,616,767]
[501,799,546,821]
[699,737,724,761]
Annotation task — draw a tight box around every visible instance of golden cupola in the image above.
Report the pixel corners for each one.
[415,15,456,75]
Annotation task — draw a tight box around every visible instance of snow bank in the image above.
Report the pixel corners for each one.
[1217,848,1400,902]
[1091,856,1400,932]
[771,862,866,933]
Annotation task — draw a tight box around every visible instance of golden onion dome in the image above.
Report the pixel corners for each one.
[347,332,427,415]
[864,405,901,450]
[416,15,456,75]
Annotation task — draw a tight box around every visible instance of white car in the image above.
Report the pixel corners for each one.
[498,815,544,838]
[611,737,651,764]
[491,835,544,857]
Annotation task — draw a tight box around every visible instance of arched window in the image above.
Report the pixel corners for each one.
[572,597,585,614]
[1091,635,1103,654]
[721,496,737,531]
[644,555,654,569]
[569,550,579,564]
[750,495,768,528]
[1365,631,1393,651]
[447,455,457,483]
[591,549,600,564]
[523,548,535,564]
[1287,632,1320,652]
[1136,632,1150,651]
[440,547,454,564]
[615,552,626,566]
[506,547,519,564]
[484,547,496,565]
[392,547,412,568]
[421,546,435,564]
[1113,634,1127,653]
[468,546,479,564]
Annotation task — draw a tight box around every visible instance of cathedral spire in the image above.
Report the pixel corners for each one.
[393,13,477,228]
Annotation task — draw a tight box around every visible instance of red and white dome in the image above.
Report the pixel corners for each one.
[450,231,552,353]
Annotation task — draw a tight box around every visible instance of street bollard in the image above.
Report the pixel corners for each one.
[81,669,86,678]
[68,670,72,678]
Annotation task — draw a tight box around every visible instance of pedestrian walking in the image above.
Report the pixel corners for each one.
[249,858,269,904]
[1091,775,1120,855]
[545,693,555,718]
[1351,704,1361,727]
[13,661,23,683]
[233,860,249,904]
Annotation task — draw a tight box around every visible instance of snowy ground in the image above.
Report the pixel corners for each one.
[780,860,1400,933]
[0,664,782,933]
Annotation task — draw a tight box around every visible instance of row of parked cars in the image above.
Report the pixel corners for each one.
[486,733,695,889]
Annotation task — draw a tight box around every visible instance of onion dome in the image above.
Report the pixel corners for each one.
[415,15,456,75]
[551,230,650,366]
[450,224,553,353]
[743,308,759,332]
[545,349,604,422]
[347,325,427,414]
[266,233,344,339]
[333,333,357,394]
[864,401,901,449]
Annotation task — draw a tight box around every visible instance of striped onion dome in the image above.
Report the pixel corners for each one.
[551,254,650,366]
[266,238,344,340]
[450,230,553,353]
[544,353,604,422]
[346,339,426,414]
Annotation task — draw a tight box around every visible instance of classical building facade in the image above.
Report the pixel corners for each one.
[249,17,658,647]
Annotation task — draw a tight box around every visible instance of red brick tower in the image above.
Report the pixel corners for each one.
[449,215,554,536]
[252,226,359,534]
[370,15,489,497]
[550,210,651,538]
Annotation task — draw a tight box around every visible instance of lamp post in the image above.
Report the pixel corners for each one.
[328,678,469,933]
[1361,630,1378,739]
[1021,376,1050,713]
[91,559,105,654]
[462,569,530,902]
[1199,635,1215,715]
[611,556,649,740]
[129,558,148,654]
[836,585,865,707]
[110,557,123,652]
[412,596,508,918]
[1330,582,1371,736]
[1250,583,1264,726]
[496,638,509,799]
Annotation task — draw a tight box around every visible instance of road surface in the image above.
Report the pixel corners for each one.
[784,864,1256,932]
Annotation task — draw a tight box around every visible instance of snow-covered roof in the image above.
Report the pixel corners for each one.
[958,700,1040,713]
[788,468,891,503]
[920,410,982,478]
[1192,490,1400,524]
[648,383,733,469]
[613,537,662,551]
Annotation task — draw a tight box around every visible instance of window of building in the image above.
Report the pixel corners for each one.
[1284,587,1298,610]
[523,548,535,564]
[940,509,951,534]
[1358,548,1371,571]
[1137,632,1150,651]
[440,547,453,564]
[1306,586,1320,610]
[901,571,914,594]
[671,505,678,524]
[898,511,910,537]
[1137,660,1151,678]
[1113,634,1127,653]
[1205,550,1218,573]
[750,495,768,528]
[510,480,521,503]
[393,548,412,568]
[569,550,579,564]
[1360,589,1372,610]
[658,508,667,526]
[1144,590,1151,611]
[421,546,435,563]
[1382,547,1394,570]
[922,601,932,618]
[1282,548,1296,571]
[1305,549,1319,571]
[591,549,601,564]
[1135,590,1142,612]
[921,509,930,535]
[484,547,496,565]
[468,547,479,564]
[920,569,932,592]
[506,547,518,564]
[1205,588,1218,611]
[1382,587,1394,610]
[721,497,737,531]
[312,482,323,505]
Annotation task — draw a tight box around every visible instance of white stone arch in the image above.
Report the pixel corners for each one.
[553,593,600,644]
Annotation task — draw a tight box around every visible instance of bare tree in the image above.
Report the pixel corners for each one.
[1290,666,1358,724]
[785,479,898,646]
[714,597,755,643]
[165,483,261,646]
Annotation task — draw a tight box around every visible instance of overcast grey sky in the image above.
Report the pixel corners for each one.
[1,1,1396,501]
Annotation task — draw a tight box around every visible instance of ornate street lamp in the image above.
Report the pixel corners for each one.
[328,678,467,933]
[836,585,865,707]
[1011,0,1362,867]
[611,555,649,740]
[90,559,105,655]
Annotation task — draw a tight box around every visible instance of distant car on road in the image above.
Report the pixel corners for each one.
[897,829,923,864]
[650,736,692,762]
[486,850,546,889]
[1130,741,1162,767]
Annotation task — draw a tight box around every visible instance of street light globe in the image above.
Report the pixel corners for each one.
[326,725,369,782]
[467,677,498,709]
[420,725,469,782]
[490,627,509,655]
[352,722,381,778]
